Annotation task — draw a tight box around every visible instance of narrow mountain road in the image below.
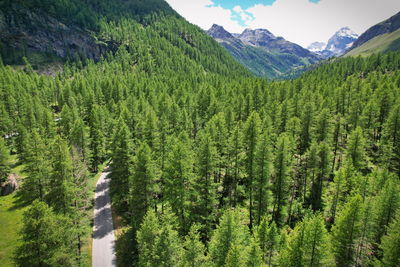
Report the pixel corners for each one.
[92,169,116,267]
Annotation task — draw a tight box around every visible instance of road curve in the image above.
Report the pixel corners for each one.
[92,170,116,267]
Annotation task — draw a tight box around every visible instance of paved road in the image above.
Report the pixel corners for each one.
[92,170,116,267]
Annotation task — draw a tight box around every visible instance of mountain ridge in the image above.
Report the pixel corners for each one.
[207,24,321,79]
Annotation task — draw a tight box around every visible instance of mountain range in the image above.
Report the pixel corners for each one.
[207,24,321,79]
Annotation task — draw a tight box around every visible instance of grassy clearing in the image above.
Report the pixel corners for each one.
[0,157,107,267]
[0,192,27,266]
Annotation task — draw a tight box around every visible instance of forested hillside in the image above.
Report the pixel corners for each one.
[1,1,400,267]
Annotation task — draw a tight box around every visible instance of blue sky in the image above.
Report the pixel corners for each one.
[211,0,277,9]
[211,0,319,9]
[166,0,400,47]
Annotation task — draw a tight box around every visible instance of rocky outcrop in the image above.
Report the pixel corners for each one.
[1,173,19,196]
[0,4,115,63]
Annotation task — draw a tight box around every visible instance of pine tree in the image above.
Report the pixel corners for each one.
[243,111,261,228]
[209,208,250,267]
[190,131,218,239]
[69,147,90,265]
[15,200,70,266]
[331,194,363,266]
[280,213,333,267]
[302,214,334,267]
[310,142,331,211]
[0,137,10,184]
[378,212,400,267]
[225,244,246,267]
[22,130,52,201]
[110,119,133,212]
[256,216,279,265]
[130,142,157,231]
[69,117,91,163]
[225,121,243,207]
[180,224,209,267]
[246,237,264,267]
[46,137,74,214]
[372,176,400,244]
[88,105,106,172]
[137,208,182,267]
[254,131,272,224]
[346,127,367,170]
[164,132,194,232]
[272,134,292,225]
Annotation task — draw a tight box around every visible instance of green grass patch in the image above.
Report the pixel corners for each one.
[0,193,28,266]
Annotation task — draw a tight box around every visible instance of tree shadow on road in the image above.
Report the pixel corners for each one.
[93,207,114,239]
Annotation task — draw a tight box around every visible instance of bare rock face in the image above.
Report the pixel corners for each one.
[0,4,114,63]
[1,173,19,196]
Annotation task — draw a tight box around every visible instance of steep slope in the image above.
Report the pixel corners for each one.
[345,28,400,57]
[207,24,321,79]
[345,12,400,57]
[0,0,249,76]
[349,11,400,50]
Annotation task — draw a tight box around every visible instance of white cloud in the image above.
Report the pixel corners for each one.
[165,0,400,47]
[165,0,246,33]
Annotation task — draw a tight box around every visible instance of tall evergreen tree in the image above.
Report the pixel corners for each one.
[254,131,272,224]
[346,127,367,171]
[190,131,218,239]
[243,111,261,228]
[209,209,250,267]
[378,212,400,267]
[130,142,157,231]
[331,194,363,266]
[137,208,182,267]
[22,130,52,201]
[46,137,74,214]
[110,119,133,211]
[272,134,292,225]
[164,132,194,232]
[15,201,71,266]
[180,224,209,267]
[0,137,10,184]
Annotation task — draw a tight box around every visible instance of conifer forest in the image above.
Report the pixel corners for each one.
[0,1,400,266]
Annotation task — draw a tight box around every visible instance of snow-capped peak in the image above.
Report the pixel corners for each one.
[336,27,359,39]
[307,42,326,52]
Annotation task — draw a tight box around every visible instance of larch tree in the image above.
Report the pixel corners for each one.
[46,137,74,215]
[22,130,52,201]
[137,208,182,267]
[130,142,158,231]
[180,224,209,267]
[331,194,363,267]
[209,209,250,267]
[0,137,10,184]
[256,216,279,266]
[164,132,194,232]
[272,133,293,225]
[15,200,70,266]
[378,212,400,267]
[190,131,218,239]
[110,119,133,212]
[371,176,400,244]
[254,131,272,225]
[346,127,367,171]
[243,111,261,229]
